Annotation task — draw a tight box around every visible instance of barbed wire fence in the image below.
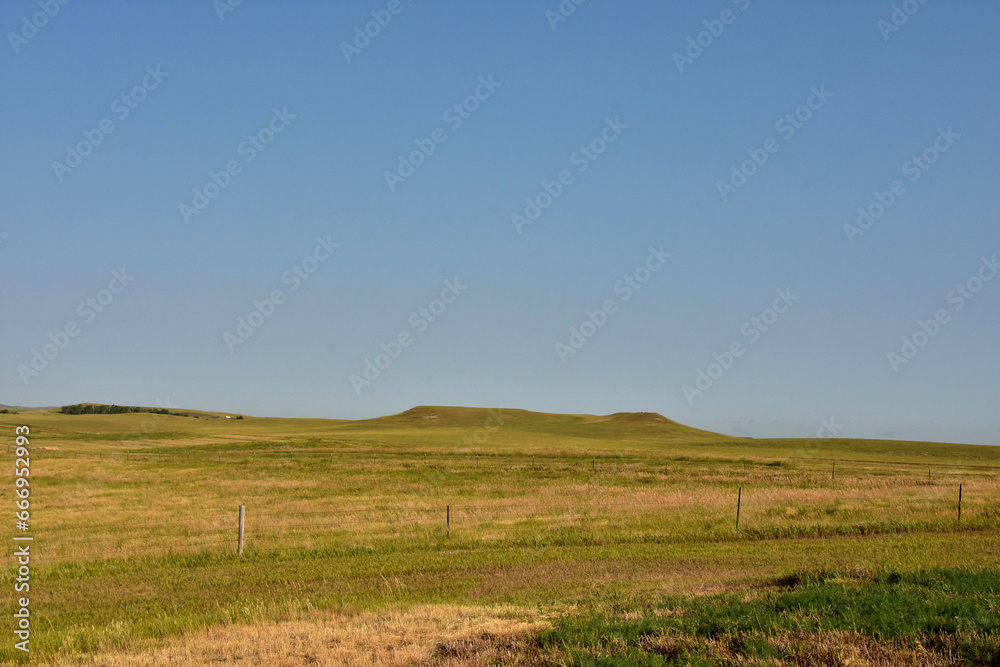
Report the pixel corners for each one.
[5,446,997,566]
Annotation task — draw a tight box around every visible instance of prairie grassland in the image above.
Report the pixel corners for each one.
[23,448,999,565]
[2,407,999,664]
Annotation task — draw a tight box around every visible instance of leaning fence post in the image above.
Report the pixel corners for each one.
[736,487,742,530]
[446,505,450,538]
[958,484,962,522]
[238,505,245,555]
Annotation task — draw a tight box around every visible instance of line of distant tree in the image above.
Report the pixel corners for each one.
[0,409,18,414]
[59,404,189,416]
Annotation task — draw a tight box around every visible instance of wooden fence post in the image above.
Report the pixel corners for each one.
[592,457,596,473]
[238,505,245,555]
[958,484,962,522]
[736,487,742,530]
[832,462,835,480]
[446,505,450,538]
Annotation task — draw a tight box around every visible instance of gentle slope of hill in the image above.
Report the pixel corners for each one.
[2,403,997,464]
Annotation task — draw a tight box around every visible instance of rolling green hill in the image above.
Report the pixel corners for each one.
[3,403,998,466]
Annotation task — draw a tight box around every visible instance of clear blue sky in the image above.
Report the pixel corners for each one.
[2,1,998,445]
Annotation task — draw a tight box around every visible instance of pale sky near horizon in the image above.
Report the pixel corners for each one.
[2,1,998,445]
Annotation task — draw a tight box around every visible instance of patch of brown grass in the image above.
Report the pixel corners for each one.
[43,605,548,667]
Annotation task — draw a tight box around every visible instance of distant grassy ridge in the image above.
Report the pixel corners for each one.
[3,404,997,465]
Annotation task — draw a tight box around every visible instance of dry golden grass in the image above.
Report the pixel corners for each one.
[43,605,548,667]
[24,449,1000,566]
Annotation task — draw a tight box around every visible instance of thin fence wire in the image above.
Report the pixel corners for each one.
[18,447,1000,482]
[9,446,994,564]
[18,489,992,565]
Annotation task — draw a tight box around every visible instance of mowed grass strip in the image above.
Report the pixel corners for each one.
[5,530,1000,662]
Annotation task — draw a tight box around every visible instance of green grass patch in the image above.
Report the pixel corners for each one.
[540,567,1000,665]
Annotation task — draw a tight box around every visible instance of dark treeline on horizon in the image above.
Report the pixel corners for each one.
[59,404,184,416]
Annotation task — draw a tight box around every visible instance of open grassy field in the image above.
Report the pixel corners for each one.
[3,405,999,665]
